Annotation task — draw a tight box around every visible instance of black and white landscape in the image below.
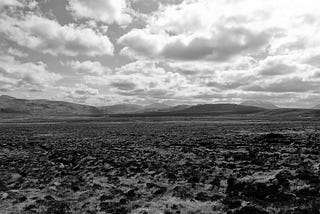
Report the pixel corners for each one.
[1,0,320,214]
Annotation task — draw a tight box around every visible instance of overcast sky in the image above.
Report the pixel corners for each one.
[1,0,320,107]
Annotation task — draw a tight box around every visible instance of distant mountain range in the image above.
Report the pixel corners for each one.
[98,104,144,114]
[240,100,278,109]
[313,104,320,109]
[99,103,175,114]
[0,95,100,117]
[0,95,178,117]
[0,95,319,120]
[170,104,265,115]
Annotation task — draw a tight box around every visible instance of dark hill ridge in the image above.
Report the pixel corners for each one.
[98,104,144,114]
[0,95,101,117]
[99,103,172,114]
[112,104,320,119]
[0,95,175,117]
[313,104,320,109]
[156,104,191,112]
[241,100,278,109]
[144,103,171,109]
[176,104,265,114]
[116,104,267,117]
[256,108,320,118]
[0,95,319,120]
[134,103,173,113]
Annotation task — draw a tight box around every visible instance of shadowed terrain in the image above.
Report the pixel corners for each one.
[0,119,320,213]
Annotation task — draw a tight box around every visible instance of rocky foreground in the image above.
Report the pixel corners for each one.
[0,120,320,214]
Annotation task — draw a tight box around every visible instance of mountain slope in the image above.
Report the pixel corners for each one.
[144,103,171,109]
[241,100,278,109]
[1,95,319,120]
[256,108,320,119]
[132,103,172,113]
[140,103,172,112]
[313,104,320,109]
[0,95,102,117]
[98,104,144,114]
[120,104,267,117]
[175,104,266,114]
[116,104,320,119]
[98,103,172,114]
[156,105,191,112]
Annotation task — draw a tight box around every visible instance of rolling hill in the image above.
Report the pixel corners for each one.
[255,108,320,119]
[98,104,144,114]
[113,104,320,119]
[313,104,320,109]
[116,104,267,117]
[135,103,172,113]
[98,103,172,114]
[0,95,102,117]
[172,104,266,115]
[1,95,319,120]
[155,104,191,112]
[241,100,278,109]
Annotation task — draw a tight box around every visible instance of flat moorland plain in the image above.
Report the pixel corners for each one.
[0,118,320,214]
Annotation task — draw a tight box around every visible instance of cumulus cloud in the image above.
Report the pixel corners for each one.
[55,84,100,104]
[244,77,320,93]
[256,56,298,76]
[7,48,28,58]
[119,29,165,59]
[119,26,270,61]
[0,55,61,92]
[2,0,320,107]
[0,0,23,9]
[84,60,189,101]
[67,0,132,26]
[119,0,275,61]
[111,81,137,91]
[163,27,270,61]
[305,54,320,68]
[0,14,114,56]
[119,0,320,64]
[67,60,111,76]
[258,63,296,76]
[73,84,99,96]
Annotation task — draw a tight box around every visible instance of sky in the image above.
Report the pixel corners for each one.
[1,0,320,108]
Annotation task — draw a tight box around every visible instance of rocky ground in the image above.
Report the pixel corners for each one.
[0,119,320,214]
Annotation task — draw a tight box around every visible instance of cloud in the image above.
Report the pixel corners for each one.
[7,48,28,58]
[119,29,165,59]
[119,0,275,61]
[119,0,320,63]
[72,84,99,96]
[0,55,61,92]
[111,81,137,91]
[257,56,297,76]
[67,60,111,76]
[84,60,188,100]
[305,54,320,68]
[0,14,114,56]
[167,56,256,75]
[118,88,174,99]
[130,0,184,14]
[119,26,270,61]
[116,60,166,75]
[0,0,23,9]
[1,0,320,108]
[163,27,270,61]
[58,84,99,104]
[67,0,132,26]
[244,77,320,93]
